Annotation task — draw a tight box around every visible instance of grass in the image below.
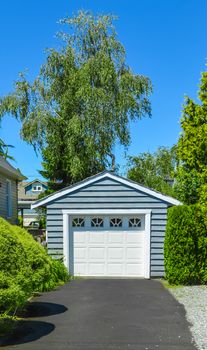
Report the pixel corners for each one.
[160,279,184,289]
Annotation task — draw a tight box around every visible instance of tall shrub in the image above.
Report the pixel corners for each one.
[164,205,207,285]
[0,218,69,315]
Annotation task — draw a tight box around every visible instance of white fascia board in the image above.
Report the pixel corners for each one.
[31,173,108,208]
[107,173,181,206]
[62,209,152,215]
[31,171,181,208]
[18,200,34,204]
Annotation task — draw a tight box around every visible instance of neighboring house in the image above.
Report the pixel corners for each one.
[0,156,26,224]
[32,171,180,279]
[18,179,48,226]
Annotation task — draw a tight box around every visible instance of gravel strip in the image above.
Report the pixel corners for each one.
[169,285,207,350]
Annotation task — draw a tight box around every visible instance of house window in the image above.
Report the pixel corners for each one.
[6,180,12,218]
[72,218,85,227]
[128,218,142,228]
[32,185,42,191]
[91,218,104,227]
[110,218,122,227]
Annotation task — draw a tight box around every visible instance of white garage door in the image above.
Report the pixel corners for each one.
[70,215,146,277]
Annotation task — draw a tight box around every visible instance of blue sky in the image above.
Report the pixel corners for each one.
[0,0,206,180]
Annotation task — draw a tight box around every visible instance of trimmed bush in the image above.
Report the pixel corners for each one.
[164,205,207,285]
[0,272,27,313]
[0,218,69,315]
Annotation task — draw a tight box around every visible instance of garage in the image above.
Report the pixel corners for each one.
[32,171,180,278]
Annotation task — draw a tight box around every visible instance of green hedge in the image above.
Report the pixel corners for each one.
[0,218,69,315]
[164,205,207,285]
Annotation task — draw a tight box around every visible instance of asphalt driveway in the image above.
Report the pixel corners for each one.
[3,279,195,350]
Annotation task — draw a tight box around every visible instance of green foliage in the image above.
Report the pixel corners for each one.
[164,205,207,285]
[127,146,177,197]
[0,11,152,191]
[175,71,207,204]
[18,216,23,227]
[0,218,69,315]
[38,215,46,229]
[0,138,14,160]
[0,273,27,314]
[174,168,201,204]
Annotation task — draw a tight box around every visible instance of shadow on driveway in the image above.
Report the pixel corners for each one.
[22,301,68,318]
[0,301,68,347]
[1,320,55,347]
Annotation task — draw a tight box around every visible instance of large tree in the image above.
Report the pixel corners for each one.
[127,146,177,197]
[0,138,14,160]
[0,11,152,190]
[175,71,207,204]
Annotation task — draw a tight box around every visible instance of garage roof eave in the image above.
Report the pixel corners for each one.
[31,171,181,209]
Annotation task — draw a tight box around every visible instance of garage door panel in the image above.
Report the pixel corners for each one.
[88,263,105,275]
[74,232,86,243]
[89,232,105,243]
[107,232,124,243]
[74,263,86,275]
[126,247,143,259]
[107,263,123,275]
[89,247,105,259]
[126,263,143,276]
[108,247,124,259]
[74,247,86,259]
[126,233,144,243]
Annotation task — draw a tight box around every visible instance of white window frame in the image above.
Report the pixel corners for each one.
[32,185,42,192]
[62,209,151,279]
[91,217,104,228]
[6,179,12,218]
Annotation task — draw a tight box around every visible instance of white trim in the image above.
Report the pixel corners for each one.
[18,201,35,204]
[32,185,42,192]
[62,209,152,215]
[63,213,69,270]
[144,213,151,279]
[25,179,47,187]
[62,209,151,279]
[6,179,12,218]
[21,214,39,217]
[31,172,181,209]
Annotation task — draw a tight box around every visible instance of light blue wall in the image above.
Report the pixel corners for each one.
[23,208,37,214]
[0,173,18,224]
[46,177,170,277]
[25,182,48,196]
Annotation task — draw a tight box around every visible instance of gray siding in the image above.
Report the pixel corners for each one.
[0,173,18,224]
[46,177,169,277]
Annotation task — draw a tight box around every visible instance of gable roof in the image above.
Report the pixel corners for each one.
[0,156,26,181]
[31,171,181,209]
[18,180,47,201]
[23,179,48,188]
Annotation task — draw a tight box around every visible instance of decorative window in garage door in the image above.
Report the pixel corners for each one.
[91,217,104,227]
[128,218,141,228]
[110,218,122,227]
[72,218,85,227]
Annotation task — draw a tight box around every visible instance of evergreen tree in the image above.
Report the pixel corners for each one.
[175,71,207,204]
